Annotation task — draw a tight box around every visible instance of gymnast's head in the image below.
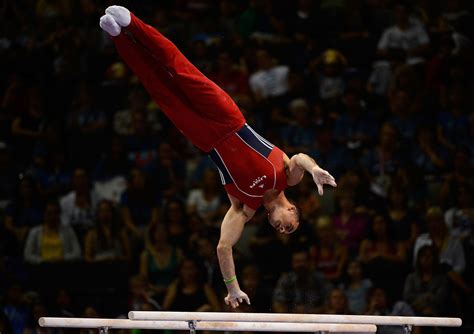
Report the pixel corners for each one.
[266,194,300,234]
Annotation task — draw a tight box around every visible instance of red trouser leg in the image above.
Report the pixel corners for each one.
[126,13,246,144]
[112,33,231,151]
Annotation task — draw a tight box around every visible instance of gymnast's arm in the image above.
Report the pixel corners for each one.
[217,195,254,308]
[285,153,337,194]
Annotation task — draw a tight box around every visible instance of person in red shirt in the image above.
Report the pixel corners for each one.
[100,6,337,308]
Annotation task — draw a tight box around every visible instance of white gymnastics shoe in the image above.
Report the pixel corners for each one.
[105,5,131,27]
[99,14,121,36]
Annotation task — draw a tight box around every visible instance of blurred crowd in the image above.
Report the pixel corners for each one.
[1,0,473,333]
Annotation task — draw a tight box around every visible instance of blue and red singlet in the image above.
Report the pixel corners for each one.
[209,124,287,210]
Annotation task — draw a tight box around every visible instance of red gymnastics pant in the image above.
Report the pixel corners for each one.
[112,13,246,152]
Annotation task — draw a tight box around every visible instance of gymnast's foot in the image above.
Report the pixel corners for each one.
[105,5,131,27]
[99,14,121,36]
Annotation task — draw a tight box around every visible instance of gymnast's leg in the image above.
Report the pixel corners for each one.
[105,6,245,129]
[100,14,217,151]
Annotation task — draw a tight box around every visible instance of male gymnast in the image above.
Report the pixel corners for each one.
[99,6,337,308]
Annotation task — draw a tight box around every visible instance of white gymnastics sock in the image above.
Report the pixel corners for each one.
[99,14,121,37]
[105,5,131,27]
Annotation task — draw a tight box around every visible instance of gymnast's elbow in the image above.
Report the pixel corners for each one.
[216,242,232,255]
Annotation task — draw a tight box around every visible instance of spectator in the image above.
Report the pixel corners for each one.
[387,89,420,142]
[361,122,404,198]
[50,289,76,318]
[249,48,290,101]
[295,176,321,221]
[444,183,473,240]
[376,2,430,65]
[154,142,186,200]
[1,285,28,334]
[0,312,13,334]
[67,83,108,168]
[403,245,450,316]
[310,125,354,180]
[386,185,419,244]
[84,200,130,262]
[113,87,161,136]
[439,147,472,208]
[60,168,100,238]
[140,223,183,301]
[413,207,472,298]
[413,207,465,274]
[0,143,18,208]
[23,303,48,334]
[194,234,221,291]
[437,85,471,151]
[29,149,71,199]
[93,136,131,182]
[128,275,160,311]
[122,110,160,171]
[334,90,378,149]
[366,287,416,334]
[10,89,45,167]
[238,265,272,313]
[162,258,220,311]
[3,176,43,247]
[323,288,350,314]
[310,215,348,283]
[359,214,406,264]
[281,98,315,154]
[359,214,407,298]
[311,49,347,102]
[209,51,250,101]
[162,198,189,248]
[272,249,332,313]
[120,168,160,239]
[333,193,368,255]
[24,200,81,264]
[187,169,223,224]
[340,260,373,314]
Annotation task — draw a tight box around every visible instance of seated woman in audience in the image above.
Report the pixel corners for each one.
[366,287,418,334]
[128,274,160,311]
[340,260,373,314]
[84,200,130,262]
[24,200,81,264]
[238,265,272,313]
[403,245,450,316]
[4,176,44,247]
[60,168,100,240]
[162,258,220,312]
[121,168,160,239]
[333,192,368,255]
[140,222,183,302]
[444,182,473,241]
[359,214,407,296]
[323,288,351,314]
[186,168,223,225]
[310,216,347,283]
[162,198,189,248]
[386,185,420,245]
[359,214,406,264]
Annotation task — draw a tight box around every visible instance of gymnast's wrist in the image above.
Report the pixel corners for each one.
[224,278,240,291]
[223,275,237,285]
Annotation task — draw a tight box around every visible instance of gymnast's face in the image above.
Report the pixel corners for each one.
[268,204,299,234]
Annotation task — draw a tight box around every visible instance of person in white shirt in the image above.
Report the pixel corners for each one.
[187,169,223,224]
[377,2,430,65]
[249,48,289,101]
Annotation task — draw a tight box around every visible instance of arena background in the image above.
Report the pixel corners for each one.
[0,0,473,333]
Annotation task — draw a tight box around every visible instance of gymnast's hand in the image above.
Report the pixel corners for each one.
[311,166,337,195]
[224,288,250,309]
